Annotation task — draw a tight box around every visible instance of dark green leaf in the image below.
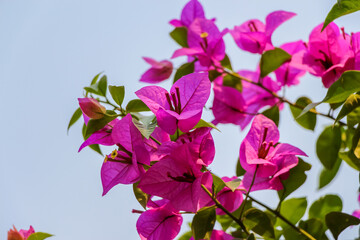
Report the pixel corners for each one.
[133,181,150,210]
[84,113,116,139]
[278,158,311,201]
[319,158,342,189]
[27,232,53,240]
[290,97,317,130]
[174,61,195,83]
[109,85,125,106]
[170,27,188,47]
[309,195,343,222]
[194,119,220,131]
[126,99,150,113]
[262,106,280,126]
[131,113,157,139]
[217,214,234,231]
[67,108,82,133]
[326,212,360,239]
[347,106,360,127]
[316,125,341,169]
[89,144,103,156]
[243,208,275,238]
[260,48,291,77]
[236,160,246,177]
[84,73,107,96]
[299,218,327,240]
[91,72,103,85]
[208,70,222,82]
[223,73,242,92]
[323,0,360,31]
[211,173,225,195]
[247,233,256,240]
[191,206,216,240]
[339,150,360,171]
[220,54,233,70]
[335,94,360,124]
[277,198,307,228]
[177,231,193,240]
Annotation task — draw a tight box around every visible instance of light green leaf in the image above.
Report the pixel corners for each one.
[260,48,291,77]
[319,158,342,189]
[224,178,242,192]
[194,119,220,131]
[277,198,307,228]
[211,173,226,195]
[126,99,150,113]
[98,75,107,96]
[131,113,157,139]
[309,195,343,222]
[290,97,317,130]
[67,107,82,133]
[316,125,341,169]
[109,85,125,106]
[91,72,103,85]
[133,181,150,210]
[323,0,360,31]
[27,232,53,240]
[191,206,216,240]
[335,94,360,124]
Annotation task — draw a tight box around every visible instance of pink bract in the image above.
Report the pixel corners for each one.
[190,230,234,240]
[78,98,106,119]
[8,226,35,240]
[169,0,205,28]
[136,72,211,135]
[216,176,244,215]
[239,115,307,191]
[140,57,173,83]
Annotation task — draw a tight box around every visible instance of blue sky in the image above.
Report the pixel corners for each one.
[1,0,359,239]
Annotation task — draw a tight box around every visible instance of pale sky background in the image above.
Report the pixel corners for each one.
[1,0,359,239]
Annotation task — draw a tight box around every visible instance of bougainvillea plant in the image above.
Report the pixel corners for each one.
[11,0,360,239]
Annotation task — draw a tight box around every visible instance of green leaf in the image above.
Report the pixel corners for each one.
[247,233,256,240]
[98,75,108,96]
[84,74,107,97]
[236,160,246,177]
[194,119,220,131]
[208,70,222,82]
[191,206,216,240]
[277,198,307,228]
[133,181,150,210]
[335,94,360,124]
[211,173,226,194]
[325,212,360,240]
[319,158,342,189]
[278,158,311,201]
[222,73,242,92]
[220,54,233,70]
[89,144,103,156]
[91,72,103,85]
[243,208,275,238]
[84,113,116,139]
[27,232,53,240]
[262,106,280,126]
[339,150,360,171]
[323,0,360,31]
[260,48,291,77]
[290,97,317,130]
[224,178,242,192]
[67,107,82,133]
[217,214,234,231]
[126,99,150,113]
[170,27,188,47]
[316,125,342,169]
[299,218,327,240]
[131,113,157,139]
[109,85,125,106]
[177,231,193,240]
[347,106,360,127]
[309,195,343,222]
[174,61,195,83]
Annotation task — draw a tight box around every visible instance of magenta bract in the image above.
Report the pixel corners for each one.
[169,0,205,28]
[140,57,173,83]
[78,98,106,119]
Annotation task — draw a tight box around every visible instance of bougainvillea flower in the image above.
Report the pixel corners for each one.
[239,115,307,191]
[303,22,354,88]
[212,83,252,129]
[169,0,205,28]
[140,57,173,83]
[136,73,211,135]
[78,98,106,119]
[101,114,150,195]
[78,118,119,152]
[215,177,243,215]
[230,11,296,54]
[143,127,170,162]
[172,18,226,68]
[138,144,212,212]
[352,194,360,219]
[352,32,360,70]
[274,40,307,87]
[190,230,234,240]
[8,226,35,240]
[136,201,183,240]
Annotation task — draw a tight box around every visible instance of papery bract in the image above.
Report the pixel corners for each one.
[230,11,296,54]
[144,127,170,162]
[169,0,205,28]
[216,177,243,215]
[352,194,360,219]
[172,18,226,69]
[138,144,212,212]
[240,115,307,191]
[8,226,35,240]
[140,57,173,83]
[136,202,183,240]
[190,230,234,240]
[136,72,211,135]
[78,98,106,119]
[275,40,307,87]
[303,22,354,88]
[101,114,150,195]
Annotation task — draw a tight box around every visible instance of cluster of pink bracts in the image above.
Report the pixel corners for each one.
[74,0,360,239]
[7,226,34,240]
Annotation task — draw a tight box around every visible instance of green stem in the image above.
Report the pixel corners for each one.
[248,196,317,240]
[201,184,250,236]
[149,136,162,145]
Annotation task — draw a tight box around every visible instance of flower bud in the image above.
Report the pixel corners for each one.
[78,98,106,119]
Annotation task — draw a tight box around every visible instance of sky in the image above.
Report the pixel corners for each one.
[0,0,359,239]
